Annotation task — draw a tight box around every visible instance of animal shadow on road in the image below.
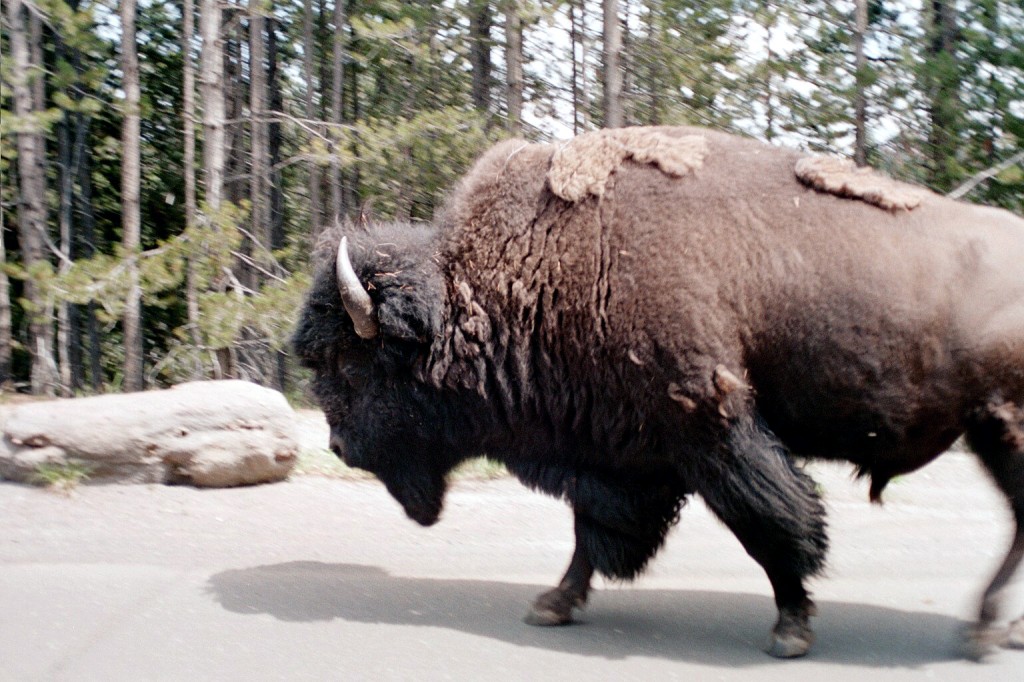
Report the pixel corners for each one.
[207,561,969,667]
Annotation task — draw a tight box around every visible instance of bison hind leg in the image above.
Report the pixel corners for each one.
[965,398,1024,659]
[693,411,828,658]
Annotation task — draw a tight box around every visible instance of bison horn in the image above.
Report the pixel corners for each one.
[336,236,380,339]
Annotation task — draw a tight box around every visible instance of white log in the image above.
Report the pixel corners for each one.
[0,381,298,487]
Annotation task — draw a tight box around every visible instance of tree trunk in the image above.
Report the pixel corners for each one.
[223,33,245,206]
[121,0,144,392]
[347,20,362,219]
[620,0,633,124]
[64,0,88,392]
[55,32,75,396]
[328,0,346,221]
[763,14,776,141]
[925,0,961,191]
[32,9,56,394]
[200,0,226,211]
[267,17,286,392]
[644,7,662,125]
[200,0,229,378]
[0,209,11,386]
[577,0,592,130]
[7,0,57,395]
[56,111,74,396]
[504,1,523,135]
[569,1,580,134]
[73,104,103,391]
[853,0,869,166]
[268,18,285,252]
[246,1,273,386]
[303,0,323,234]
[249,1,270,279]
[29,7,46,200]
[602,0,624,128]
[469,1,493,118]
[183,0,202,376]
[183,0,197,231]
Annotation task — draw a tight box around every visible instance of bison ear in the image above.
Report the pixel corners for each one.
[375,274,443,344]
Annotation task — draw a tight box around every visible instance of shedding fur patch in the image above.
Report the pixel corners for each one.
[795,156,927,211]
[547,128,708,202]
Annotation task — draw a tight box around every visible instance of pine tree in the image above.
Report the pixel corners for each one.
[504,1,525,135]
[627,0,739,128]
[602,0,624,127]
[5,0,59,395]
[121,0,143,392]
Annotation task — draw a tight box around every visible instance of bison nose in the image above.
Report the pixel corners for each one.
[329,433,349,462]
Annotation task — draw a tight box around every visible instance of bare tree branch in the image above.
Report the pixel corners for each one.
[224,111,356,142]
[948,151,1024,200]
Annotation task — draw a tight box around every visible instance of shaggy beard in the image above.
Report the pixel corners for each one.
[380,466,448,527]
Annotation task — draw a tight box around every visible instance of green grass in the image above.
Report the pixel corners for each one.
[292,448,375,479]
[30,461,94,493]
[451,456,508,480]
[292,448,508,481]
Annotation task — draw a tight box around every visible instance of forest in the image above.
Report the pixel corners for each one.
[1,0,1022,398]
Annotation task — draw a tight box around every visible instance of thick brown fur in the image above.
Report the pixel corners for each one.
[294,126,1024,658]
[434,128,1023,482]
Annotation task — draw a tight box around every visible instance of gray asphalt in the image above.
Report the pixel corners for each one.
[2,450,1022,681]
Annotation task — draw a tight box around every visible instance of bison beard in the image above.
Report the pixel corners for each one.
[294,126,1024,659]
[379,466,446,527]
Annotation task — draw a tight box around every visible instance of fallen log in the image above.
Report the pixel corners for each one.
[0,380,299,487]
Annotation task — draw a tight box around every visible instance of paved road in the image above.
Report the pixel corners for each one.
[2,452,1022,681]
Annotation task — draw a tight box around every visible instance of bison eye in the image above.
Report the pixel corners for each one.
[299,356,323,371]
[310,301,334,314]
[338,363,370,390]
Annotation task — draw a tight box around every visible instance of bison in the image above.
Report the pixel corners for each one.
[293,126,1024,658]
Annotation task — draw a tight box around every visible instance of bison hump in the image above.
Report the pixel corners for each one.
[547,127,708,202]
[794,156,928,211]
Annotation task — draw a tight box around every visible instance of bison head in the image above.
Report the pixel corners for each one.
[293,223,470,526]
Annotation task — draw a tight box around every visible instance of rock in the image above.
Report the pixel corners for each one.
[0,380,299,487]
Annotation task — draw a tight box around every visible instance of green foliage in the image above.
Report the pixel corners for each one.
[952,1,1024,211]
[335,107,496,220]
[2,0,1021,396]
[628,0,740,128]
[30,460,94,492]
[36,198,311,384]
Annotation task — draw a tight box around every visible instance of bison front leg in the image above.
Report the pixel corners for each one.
[695,414,829,658]
[525,524,594,626]
[524,470,684,626]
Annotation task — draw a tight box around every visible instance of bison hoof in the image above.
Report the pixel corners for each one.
[964,623,1006,660]
[967,617,1024,657]
[766,632,813,659]
[1004,618,1024,650]
[524,588,584,627]
[766,602,815,659]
